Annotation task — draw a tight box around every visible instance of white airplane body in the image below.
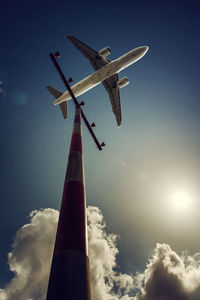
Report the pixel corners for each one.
[47,36,149,126]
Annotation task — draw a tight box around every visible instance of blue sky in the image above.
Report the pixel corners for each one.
[1,0,200,294]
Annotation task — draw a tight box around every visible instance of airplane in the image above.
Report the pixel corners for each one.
[47,35,149,126]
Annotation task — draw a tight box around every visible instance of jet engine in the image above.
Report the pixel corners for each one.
[116,77,129,88]
[98,46,111,58]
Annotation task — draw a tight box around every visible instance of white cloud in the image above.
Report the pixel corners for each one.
[87,206,134,300]
[1,208,200,300]
[0,208,58,300]
[1,207,134,300]
[135,243,200,300]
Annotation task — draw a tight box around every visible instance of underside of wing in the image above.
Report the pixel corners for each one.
[67,35,110,71]
[102,74,122,127]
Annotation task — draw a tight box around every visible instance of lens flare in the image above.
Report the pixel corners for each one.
[171,191,191,209]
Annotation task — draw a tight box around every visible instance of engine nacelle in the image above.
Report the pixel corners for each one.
[116,77,129,88]
[98,46,111,58]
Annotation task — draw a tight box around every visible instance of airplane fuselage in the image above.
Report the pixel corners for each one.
[54,46,148,105]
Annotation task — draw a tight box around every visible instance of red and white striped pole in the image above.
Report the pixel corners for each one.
[46,107,91,300]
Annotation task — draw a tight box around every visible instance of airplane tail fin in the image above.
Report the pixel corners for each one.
[46,86,68,119]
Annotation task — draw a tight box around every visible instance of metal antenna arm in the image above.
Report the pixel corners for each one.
[49,53,103,151]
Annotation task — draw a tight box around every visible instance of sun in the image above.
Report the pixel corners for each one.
[171,191,191,209]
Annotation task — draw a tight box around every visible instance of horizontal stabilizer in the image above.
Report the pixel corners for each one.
[59,102,67,119]
[46,85,62,99]
[46,85,68,119]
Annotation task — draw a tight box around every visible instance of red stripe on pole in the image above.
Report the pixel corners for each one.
[69,108,82,153]
[70,133,82,153]
[54,181,87,256]
[74,114,81,123]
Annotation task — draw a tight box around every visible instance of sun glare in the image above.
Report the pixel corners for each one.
[171,191,191,209]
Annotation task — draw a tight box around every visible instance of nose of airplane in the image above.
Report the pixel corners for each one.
[141,46,149,54]
[136,46,149,58]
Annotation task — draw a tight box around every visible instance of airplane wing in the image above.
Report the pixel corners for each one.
[102,74,122,127]
[67,35,110,71]
[67,35,122,126]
